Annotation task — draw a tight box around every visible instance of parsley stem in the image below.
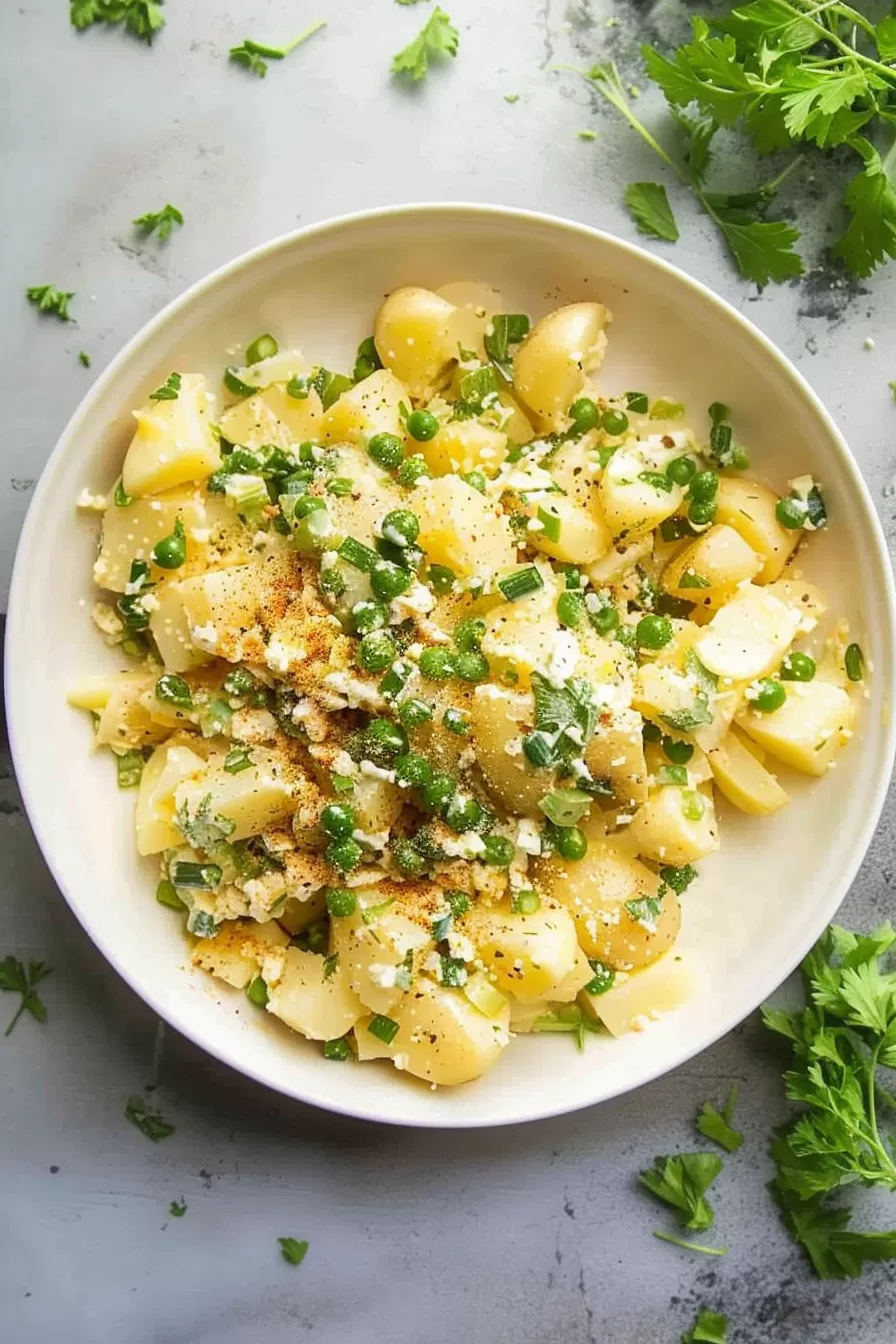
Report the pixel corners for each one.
[283,19,327,55]
[653,1230,727,1256]
[4,999,27,1037]
[785,0,896,83]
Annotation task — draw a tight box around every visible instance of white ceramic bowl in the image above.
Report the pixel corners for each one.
[7,205,895,1128]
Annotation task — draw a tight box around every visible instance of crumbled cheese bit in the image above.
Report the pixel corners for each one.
[77,488,107,512]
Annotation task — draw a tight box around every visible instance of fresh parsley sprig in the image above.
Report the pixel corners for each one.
[392,6,458,81]
[696,1084,744,1153]
[133,203,183,241]
[763,922,896,1277]
[278,1236,309,1265]
[639,1152,723,1232]
[0,956,53,1037]
[124,1094,175,1141]
[682,1310,728,1344]
[26,286,75,322]
[229,21,327,78]
[70,0,165,44]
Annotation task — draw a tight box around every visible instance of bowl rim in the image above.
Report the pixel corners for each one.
[6,201,896,1129]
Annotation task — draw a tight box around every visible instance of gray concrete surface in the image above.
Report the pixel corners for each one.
[2,1,896,1340]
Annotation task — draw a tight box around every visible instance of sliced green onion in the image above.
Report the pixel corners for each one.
[156,880,185,911]
[338,536,379,572]
[498,565,544,603]
[116,749,145,789]
[171,862,223,890]
[537,506,561,542]
[463,972,507,1018]
[311,367,352,410]
[114,478,133,507]
[286,375,310,399]
[680,790,706,822]
[539,788,592,827]
[367,1014,400,1044]
[522,730,556,768]
[156,674,193,710]
[353,336,382,383]
[656,764,688,786]
[625,391,649,413]
[845,642,865,682]
[223,366,256,397]
[244,333,278,365]
[678,571,712,589]
[224,746,253,774]
[323,1036,351,1061]
[584,959,615,995]
[224,473,270,517]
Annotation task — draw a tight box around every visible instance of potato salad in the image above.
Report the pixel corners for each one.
[70,284,863,1087]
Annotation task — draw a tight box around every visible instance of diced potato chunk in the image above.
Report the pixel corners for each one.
[661,525,763,612]
[469,685,546,815]
[708,726,789,814]
[67,673,121,712]
[355,977,510,1086]
[584,707,648,809]
[421,419,508,477]
[95,671,171,750]
[512,302,610,431]
[599,439,686,542]
[265,947,365,1040]
[330,889,432,1015]
[416,475,517,578]
[324,443,405,543]
[480,567,561,686]
[322,369,408,445]
[736,680,855,776]
[694,584,801,681]
[174,748,296,842]
[191,919,290,989]
[436,280,502,359]
[219,383,323,450]
[715,477,799,583]
[462,900,579,1003]
[374,288,457,400]
[136,738,208,855]
[94,489,210,593]
[626,785,720,865]
[580,954,695,1037]
[122,374,222,498]
[149,580,213,673]
[529,492,612,566]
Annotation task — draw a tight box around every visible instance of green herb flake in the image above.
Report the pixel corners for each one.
[624,181,680,242]
[639,1153,723,1231]
[0,956,53,1037]
[148,372,182,402]
[224,747,254,775]
[681,1308,729,1341]
[79,350,91,367]
[278,1236,309,1266]
[696,1085,744,1153]
[26,285,75,322]
[124,1094,175,1142]
[169,1198,187,1217]
[230,20,326,77]
[391,6,458,81]
[133,204,184,241]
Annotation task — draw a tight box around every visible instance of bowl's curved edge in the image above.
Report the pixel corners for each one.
[6,202,896,1129]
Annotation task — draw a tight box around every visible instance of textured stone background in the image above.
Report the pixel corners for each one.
[2,2,895,1340]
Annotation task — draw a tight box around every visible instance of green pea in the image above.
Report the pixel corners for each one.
[776,496,807,530]
[399,697,433,730]
[443,708,470,736]
[455,650,490,683]
[406,409,439,441]
[422,772,456,814]
[392,839,426,877]
[371,560,411,601]
[688,499,717,527]
[294,494,326,518]
[453,618,486,652]
[357,630,397,672]
[689,470,719,503]
[325,837,363,873]
[326,887,357,917]
[395,752,434,788]
[600,408,629,436]
[754,679,786,713]
[444,793,484,832]
[557,591,585,628]
[368,433,405,469]
[780,652,816,682]
[351,600,388,637]
[662,736,694,764]
[556,826,588,861]
[731,448,750,470]
[397,454,429,487]
[568,397,600,434]
[564,567,582,590]
[381,509,420,547]
[666,456,696,486]
[365,718,408,759]
[321,803,356,840]
[482,835,514,867]
[636,614,673,649]
[428,565,456,595]
[463,470,487,494]
[589,602,620,634]
[152,514,187,571]
[419,647,457,681]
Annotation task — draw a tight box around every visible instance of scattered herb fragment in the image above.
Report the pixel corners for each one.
[654,1230,728,1257]
[0,957,53,1037]
[392,6,458,81]
[639,1152,723,1231]
[624,182,680,242]
[26,286,75,322]
[149,371,181,401]
[133,203,184,241]
[124,1094,175,1142]
[169,1198,187,1217]
[696,1084,744,1153]
[682,1309,729,1342]
[278,1236,309,1265]
[230,20,326,78]
[70,0,165,43]
[79,351,91,367]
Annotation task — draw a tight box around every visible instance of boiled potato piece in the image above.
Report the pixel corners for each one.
[584,708,648,809]
[174,748,295,842]
[437,280,502,359]
[149,579,212,673]
[469,684,546,815]
[708,725,789,815]
[136,738,207,855]
[694,584,801,681]
[661,525,763,611]
[67,673,120,711]
[175,565,260,656]
[736,680,855,776]
[219,383,323,450]
[421,419,508,477]
[93,489,209,593]
[324,443,405,545]
[580,954,695,1037]
[191,919,290,989]
[374,287,457,400]
[355,976,510,1086]
[265,947,365,1040]
[352,773,403,836]
[586,535,653,585]
[122,374,221,498]
[626,784,719,865]
[416,475,516,578]
[480,566,561,686]
[715,477,800,583]
[330,888,433,1015]
[512,302,610,431]
[322,369,407,446]
[462,900,580,1003]
[599,438,687,542]
[95,671,171,750]
[224,349,308,392]
[538,832,679,971]
[529,492,612,566]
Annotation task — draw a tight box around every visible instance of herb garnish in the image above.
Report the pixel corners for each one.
[639,1152,723,1231]
[0,956,53,1036]
[70,0,165,43]
[230,21,326,78]
[133,203,184,241]
[124,1094,175,1141]
[392,7,458,81]
[682,1309,729,1342]
[278,1236,309,1265]
[26,285,75,321]
[696,1085,744,1153]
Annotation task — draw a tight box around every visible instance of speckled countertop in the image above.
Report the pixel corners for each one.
[2,2,896,1341]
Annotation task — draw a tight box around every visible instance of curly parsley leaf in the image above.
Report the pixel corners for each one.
[639,1152,723,1232]
[0,956,53,1036]
[624,182,680,242]
[278,1236,309,1265]
[124,1095,175,1141]
[682,1309,729,1343]
[772,1184,896,1279]
[696,1085,744,1153]
[26,285,75,322]
[70,0,165,43]
[392,6,458,81]
[133,203,184,241]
